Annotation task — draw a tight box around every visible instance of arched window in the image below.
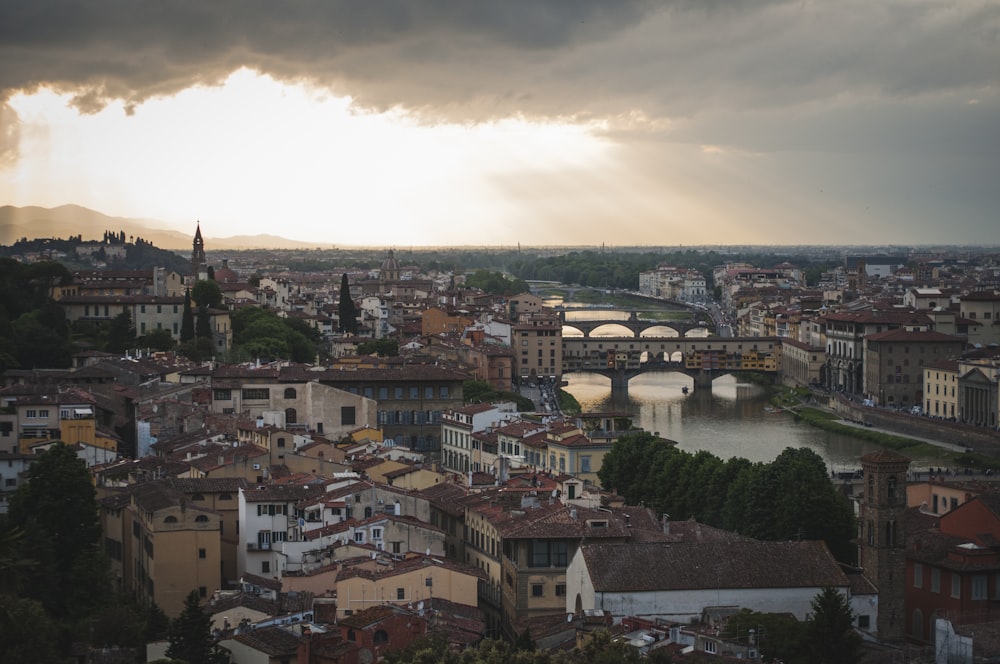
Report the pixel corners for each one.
[867,520,875,546]
[885,520,896,546]
[373,629,389,645]
[887,476,897,503]
[195,515,209,523]
[285,408,297,425]
[284,387,297,399]
[164,515,178,523]
[364,506,372,518]
[191,493,205,501]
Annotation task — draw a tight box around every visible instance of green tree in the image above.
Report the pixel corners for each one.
[807,587,862,664]
[0,593,62,664]
[142,327,177,352]
[181,289,195,342]
[720,609,808,664]
[191,280,223,309]
[12,305,72,368]
[357,338,399,357]
[166,591,226,664]
[105,309,136,354]
[6,442,107,621]
[196,307,212,339]
[338,273,358,334]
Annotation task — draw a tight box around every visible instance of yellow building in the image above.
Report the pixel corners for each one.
[128,480,224,616]
[923,359,959,419]
[333,553,483,619]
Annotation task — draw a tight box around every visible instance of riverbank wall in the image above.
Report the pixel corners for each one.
[829,395,1000,458]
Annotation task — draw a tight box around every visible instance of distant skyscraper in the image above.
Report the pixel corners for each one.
[191,221,206,281]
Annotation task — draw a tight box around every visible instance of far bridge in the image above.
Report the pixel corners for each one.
[557,310,714,338]
[562,336,781,394]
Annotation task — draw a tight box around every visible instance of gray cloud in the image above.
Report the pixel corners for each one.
[1,0,998,242]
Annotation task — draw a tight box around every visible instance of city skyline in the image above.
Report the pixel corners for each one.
[1,2,998,247]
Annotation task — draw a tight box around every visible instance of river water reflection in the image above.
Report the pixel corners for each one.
[563,372,891,472]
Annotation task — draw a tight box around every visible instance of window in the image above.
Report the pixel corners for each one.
[409,386,419,399]
[397,587,405,600]
[532,583,543,597]
[379,387,389,400]
[704,641,717,654]
[394,387,404,399]
[285,408,297,425]
[199,548,206,559]
[858,615,870,629]
[164,515,178,523]
[555,584,566,597]
[354,532,364,543]
[372,528,382,540]
[283,387,297,399]
[951,574,961,598]
[972,575,987,600]
[913,563,923,588]
[261,561,270,573]
[242,388,269,400]
[391,541,401,554]
[440,386,450,398]
[195,515,209,523]
[424,386,434,399]
[199,586,207,598]
[931,568,940,593]
[341,406,356,426]
[580,456,591,473]
[373,629,389,645]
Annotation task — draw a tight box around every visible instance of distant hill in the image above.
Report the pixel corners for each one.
[0,204,316,250]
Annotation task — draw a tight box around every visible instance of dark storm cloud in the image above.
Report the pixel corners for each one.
[2,1,993,122]
[2,0,998,242]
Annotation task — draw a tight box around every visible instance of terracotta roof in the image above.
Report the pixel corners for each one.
[231,626,302,656]
[581,540,848,592]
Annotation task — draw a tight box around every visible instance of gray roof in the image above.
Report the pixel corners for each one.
[581,540,848,593]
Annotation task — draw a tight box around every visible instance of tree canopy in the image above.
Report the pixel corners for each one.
[598,433,856,562]
[231,306,320,363]
[191,279,223,309]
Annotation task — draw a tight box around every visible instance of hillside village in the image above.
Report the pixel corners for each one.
[1,227,1000,663]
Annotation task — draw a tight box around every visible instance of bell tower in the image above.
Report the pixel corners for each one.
[191,221,206,281]
[859,449,910,640]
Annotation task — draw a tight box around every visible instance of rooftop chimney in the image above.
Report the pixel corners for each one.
[662,513,670,535]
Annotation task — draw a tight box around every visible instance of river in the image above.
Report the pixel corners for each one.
[562,371,900,473]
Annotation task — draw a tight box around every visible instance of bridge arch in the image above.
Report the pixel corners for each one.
[640,325,681,338]
[588,323,635,337]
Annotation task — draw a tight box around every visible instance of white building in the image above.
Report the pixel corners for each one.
[567,539,852,624]
[440,402,517,473]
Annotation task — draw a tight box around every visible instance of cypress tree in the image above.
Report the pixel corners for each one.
[181,289,195,342]
[338,273,358,334]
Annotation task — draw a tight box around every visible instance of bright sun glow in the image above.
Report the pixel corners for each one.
[4,69,612,246]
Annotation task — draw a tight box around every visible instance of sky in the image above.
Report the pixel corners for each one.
[1,1,998,247]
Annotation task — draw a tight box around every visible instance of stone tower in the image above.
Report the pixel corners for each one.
[859,448,910,640]
[191,221,206,281]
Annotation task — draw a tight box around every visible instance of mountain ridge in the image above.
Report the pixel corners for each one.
[0,204,318,250]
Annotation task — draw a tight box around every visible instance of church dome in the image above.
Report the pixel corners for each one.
[214,258,239,284]
[381,250,399,273]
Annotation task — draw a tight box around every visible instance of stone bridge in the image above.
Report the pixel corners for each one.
[561,336,781,394]
[557,310,713,338]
